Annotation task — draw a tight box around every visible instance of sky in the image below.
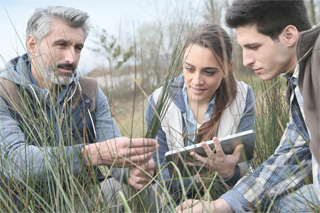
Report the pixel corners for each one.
[0,0,203,73]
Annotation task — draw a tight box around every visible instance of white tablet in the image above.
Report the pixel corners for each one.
[165,130,255,177]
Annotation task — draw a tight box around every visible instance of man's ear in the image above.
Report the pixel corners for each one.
[27,35,38,55]
[282,25,299,47]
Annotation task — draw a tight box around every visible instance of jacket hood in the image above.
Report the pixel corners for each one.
[1,54,31,87]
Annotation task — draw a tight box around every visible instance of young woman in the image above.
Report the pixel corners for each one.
[145,23,255,205]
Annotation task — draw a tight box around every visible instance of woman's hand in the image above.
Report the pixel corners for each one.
[187,137,243,179]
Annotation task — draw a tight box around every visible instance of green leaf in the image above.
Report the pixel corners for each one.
[119,191,132,213]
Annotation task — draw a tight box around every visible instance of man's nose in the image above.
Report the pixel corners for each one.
[242,50,255,67]
[64,48,75,64]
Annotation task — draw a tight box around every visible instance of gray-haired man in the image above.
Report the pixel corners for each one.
[0,6,157,211]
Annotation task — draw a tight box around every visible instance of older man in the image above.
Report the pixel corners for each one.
[0,6,157,211]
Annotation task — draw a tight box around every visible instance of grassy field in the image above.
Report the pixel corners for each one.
[102,73,293,212]
[110,74,289,166]
[2,71,317,212]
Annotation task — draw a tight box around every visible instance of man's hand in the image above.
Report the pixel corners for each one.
[81,137,158,167]
[128,158,156,190]
[176,198,233,213]
[187,137,243,179]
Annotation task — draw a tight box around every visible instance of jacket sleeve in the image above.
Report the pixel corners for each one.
[237,85,256,176]
[221,116,312,211]
[0,96,84,182]
[237,85,255,133]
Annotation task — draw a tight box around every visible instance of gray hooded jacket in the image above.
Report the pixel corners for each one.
[0,53,122,183]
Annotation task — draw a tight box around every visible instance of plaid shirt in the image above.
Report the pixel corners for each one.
[221,67,320,211]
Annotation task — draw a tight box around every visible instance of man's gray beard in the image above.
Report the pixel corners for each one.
[38,62,75,86]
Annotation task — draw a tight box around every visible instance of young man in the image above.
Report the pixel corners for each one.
[177,0,319,212]
[0,6,157,210]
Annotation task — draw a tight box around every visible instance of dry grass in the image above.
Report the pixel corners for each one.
[110,97,146,138]
[107,73,289,168]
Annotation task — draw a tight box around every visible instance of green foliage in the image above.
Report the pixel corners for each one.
[90,28,134,71]
[1,0,319,212]
[0,79,97,211]
[119,191,132,213]
[248,76,289,167]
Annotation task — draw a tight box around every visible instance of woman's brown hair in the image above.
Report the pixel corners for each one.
[184,23,237,143]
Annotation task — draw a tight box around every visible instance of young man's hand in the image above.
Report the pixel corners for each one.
[128,158,156,190]
[176,198,233,213]
[81,137,158,167]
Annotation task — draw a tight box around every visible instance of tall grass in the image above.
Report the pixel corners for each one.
[0,6,317,213]
[108,70,292,213]
[242,74,289,168]
[0,79,94,212]
[0,49,313,213]
[0,48,313,213]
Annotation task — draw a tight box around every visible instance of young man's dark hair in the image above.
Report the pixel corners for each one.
[225,0,312,40]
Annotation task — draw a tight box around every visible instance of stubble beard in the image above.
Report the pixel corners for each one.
[38,60,75,85]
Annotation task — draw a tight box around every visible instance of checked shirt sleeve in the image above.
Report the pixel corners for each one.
[221,114,312,212]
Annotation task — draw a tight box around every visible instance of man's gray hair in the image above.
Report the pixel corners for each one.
[26,6,90,44]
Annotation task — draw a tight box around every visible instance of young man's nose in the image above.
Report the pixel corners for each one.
[242,50,255,67]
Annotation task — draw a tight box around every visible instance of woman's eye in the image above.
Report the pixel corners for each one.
[205,71,215,76]
[185,67,193,71]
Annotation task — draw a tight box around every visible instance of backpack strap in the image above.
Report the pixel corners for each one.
[0,78,28,115]
[68,77,98,112]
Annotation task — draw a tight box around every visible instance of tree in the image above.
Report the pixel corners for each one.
[202,0,223,24]
[309,0,317,25]
[201,0,246,76]
[90,27,133,72]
